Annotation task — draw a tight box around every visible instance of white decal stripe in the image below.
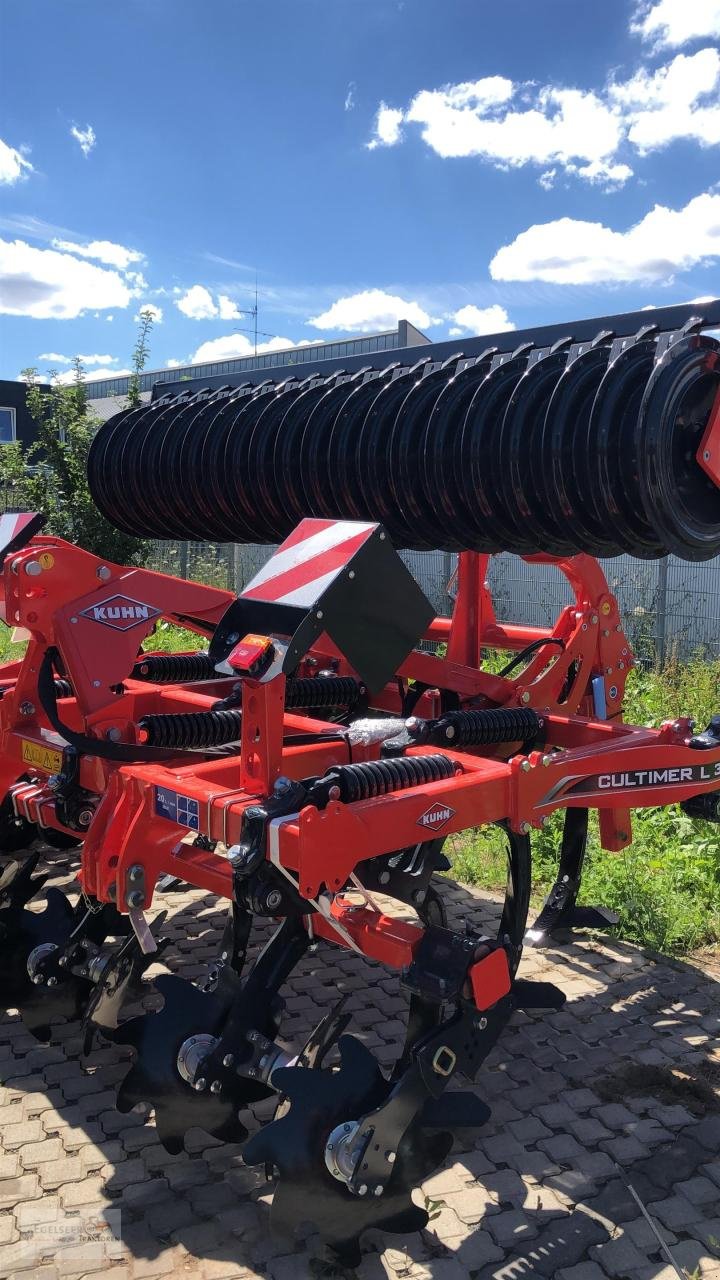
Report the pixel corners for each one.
[243,521,375,595]
[272,566,343,608]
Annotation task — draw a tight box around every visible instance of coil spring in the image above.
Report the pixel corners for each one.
[324,753,458,803]
[138,709,242,749]
[54,677,74,699]
[434,707,541,746]
[285,676,362,709]
[132,653,217,683]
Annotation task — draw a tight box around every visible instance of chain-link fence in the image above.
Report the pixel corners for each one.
[144,541,720,667]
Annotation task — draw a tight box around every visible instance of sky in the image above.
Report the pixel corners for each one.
[0,0,719,384]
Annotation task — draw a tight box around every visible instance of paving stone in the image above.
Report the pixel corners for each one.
[677,1174,720,1207]
[486,1208,540,1246]
[651,1191,707,1230]
[589,1234,649,1276]
[557,1264,607,1280]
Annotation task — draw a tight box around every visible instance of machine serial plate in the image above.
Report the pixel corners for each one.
[21,739,63,772]
[154,786,200,831]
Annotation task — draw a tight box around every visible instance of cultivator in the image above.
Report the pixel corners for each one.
[1,301,720,1262]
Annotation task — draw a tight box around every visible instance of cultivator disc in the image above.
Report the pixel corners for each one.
[244,1035,452,1265]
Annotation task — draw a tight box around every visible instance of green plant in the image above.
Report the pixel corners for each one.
[126,307,155,409]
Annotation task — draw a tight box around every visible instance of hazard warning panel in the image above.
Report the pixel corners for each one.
[240,519,377,609]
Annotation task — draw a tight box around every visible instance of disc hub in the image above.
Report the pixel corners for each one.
[176,1033,218,1086]
[26,942,58,985]
[324,1120,361,1186]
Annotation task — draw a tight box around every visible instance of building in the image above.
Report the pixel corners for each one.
[84,319,430,419]
[0,378,50,449]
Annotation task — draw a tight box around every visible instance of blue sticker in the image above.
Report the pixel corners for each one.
[154,786,200,831]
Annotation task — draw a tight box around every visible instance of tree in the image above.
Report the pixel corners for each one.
[0,337,152,564]
[126,307,155,409]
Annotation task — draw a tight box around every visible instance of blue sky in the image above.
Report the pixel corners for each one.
[1,0,719,383]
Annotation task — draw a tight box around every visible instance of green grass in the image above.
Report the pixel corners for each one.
[450,654,720,956]
[2,620,718,955]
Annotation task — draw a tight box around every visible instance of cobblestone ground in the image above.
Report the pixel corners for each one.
[1,849,719,1280]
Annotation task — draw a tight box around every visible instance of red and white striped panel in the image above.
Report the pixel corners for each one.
[0,512,40,556]
[241,519,378,608]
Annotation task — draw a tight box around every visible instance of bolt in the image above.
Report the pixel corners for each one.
[92,680,101,688]
[357,1184,368,1196]
[247,1031,259,1042]
[20,701,35,716]
[520,760,532,772]
[32,974,43,985]
[541,755,552,767]
[25,561,42,577]
[328,785,341,801]
[618,662,625,671]
[129,865,144,882]
[47,773,63,792]
[374,1186,384,1197]
[316,610,323,620]
[70,616,78,624]
[47,976,58,987]
[606,667,613,675]
[221,951,228,961]
[77,809,94,828]
[223,1054,234,1068]
[265,889,283,911]
[194,1078,207,1092]
[521,692,530,704]
[541,815,551,828]
[445,725,455,739]
[127,890,144,909]
[386,1151,396,1163]
[273,775,293,795]
[476,1016,488,1030]
[591,614,598,625]
[412,889,425,905]
[348,570,355,579]
[210,1080,222,1094]
[58,955,68,967]
[106,728,121,742]
[97,566,111,581]
[520,821,531,834]
[379,871,390,885]
[609,686,618,700]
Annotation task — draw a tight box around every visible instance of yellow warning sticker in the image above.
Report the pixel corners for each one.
[21,739,63,772]
[38,552,55,570]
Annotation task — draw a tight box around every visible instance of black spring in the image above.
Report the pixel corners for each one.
[433,708,541,746]
[285,676,362,709]
[131,653,218,683]
[324,753,458,803]
[54,678,74,699]
[138,709,242,749]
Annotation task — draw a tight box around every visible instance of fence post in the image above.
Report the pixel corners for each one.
[233,543,242,594]
[655,557,669,668]
[179,541,189,580]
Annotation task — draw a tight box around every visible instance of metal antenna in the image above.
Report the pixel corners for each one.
[234,276,274,358]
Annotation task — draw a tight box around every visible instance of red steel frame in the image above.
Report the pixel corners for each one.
[1,532,718,1000]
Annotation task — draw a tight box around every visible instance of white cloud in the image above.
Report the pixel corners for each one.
[217,294,240,320]
[70,124,96,158]
[191,333,294,363]
[0,238,133,318]
[309,288,436,332]
[51,238,144,270]
[447,304,516,336]
[489,189,720,284]
[365,48,720,185]
[55,365,131,386]
[609,48,720,150]
[175,285,219,319]
[135,302,163,323]
[631,0,720,48]
[38,352,72,365]
[166,358,183,368]
[366,104,405,149]
[344,81,356,112]
[0,137,33,185]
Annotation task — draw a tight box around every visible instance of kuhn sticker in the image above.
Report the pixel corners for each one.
[79,594,161,632]
[417,804,455,832]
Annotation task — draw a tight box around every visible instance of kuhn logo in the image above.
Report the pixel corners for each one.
[417,804,455,832]
[79,595,161,632]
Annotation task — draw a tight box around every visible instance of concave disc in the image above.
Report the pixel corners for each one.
[498,348,575,555]
[538,342,622,557]
[589,340,665,558]
[419,350,500,551]
[637,333,720,559]
[246,377,321,541]
[272,372,348,528]
[298,369,374,519]
[389,355,467,550]
[353,359,433,547]
[457,351,536,552]
[221,382,293,541]
[326,368,399,521]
